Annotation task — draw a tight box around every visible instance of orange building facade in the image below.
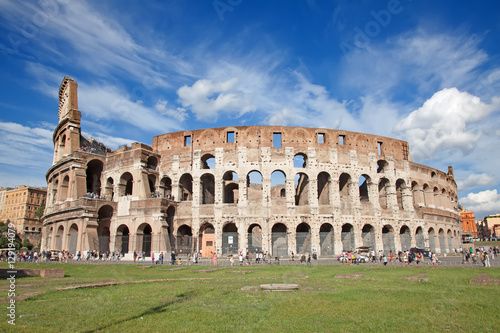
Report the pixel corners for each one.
[460,210,477,238]
[0,185,47,233]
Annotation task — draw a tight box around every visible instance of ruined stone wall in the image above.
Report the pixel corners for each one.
[42,79,461,258]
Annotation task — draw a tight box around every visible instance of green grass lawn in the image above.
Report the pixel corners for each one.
[1,263,499,332]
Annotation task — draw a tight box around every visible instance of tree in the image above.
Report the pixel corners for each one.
[35,204,45,219]
[22,238,33,250]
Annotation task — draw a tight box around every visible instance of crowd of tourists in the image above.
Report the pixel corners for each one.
[460,246,497,267]
[83,192,107,200]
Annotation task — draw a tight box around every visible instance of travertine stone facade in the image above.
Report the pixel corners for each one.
[42,77,462,258]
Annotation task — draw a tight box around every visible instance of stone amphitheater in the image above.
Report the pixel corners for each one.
[41,77,462,259]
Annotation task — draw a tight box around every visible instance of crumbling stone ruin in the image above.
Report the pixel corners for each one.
[41,77,461,259]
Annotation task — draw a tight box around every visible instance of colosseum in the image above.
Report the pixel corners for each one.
[41,77,462,259]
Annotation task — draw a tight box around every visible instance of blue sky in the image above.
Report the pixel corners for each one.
[0,0,499,219]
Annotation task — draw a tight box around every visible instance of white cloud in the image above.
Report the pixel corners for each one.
[460,190,500,217]
[154,99,188,123]
[79,82,184,134]
[0,121,53,167]
[340,29,489,98]
[177,78,256,121]
[395,88,498,161]
[456,173,496,191]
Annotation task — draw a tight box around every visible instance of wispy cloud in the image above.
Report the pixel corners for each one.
[457,173,496,191]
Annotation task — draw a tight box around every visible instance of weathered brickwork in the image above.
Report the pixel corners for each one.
[41,77,461,258]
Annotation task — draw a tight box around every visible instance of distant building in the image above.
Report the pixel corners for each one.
[485,214,500,238]
[0,185,47,233]
[0,187,9,217]
[460,209,477,238]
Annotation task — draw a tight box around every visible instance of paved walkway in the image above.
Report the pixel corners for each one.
[38,254,500,268]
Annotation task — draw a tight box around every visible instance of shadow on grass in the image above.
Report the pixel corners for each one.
[83,291,194,332]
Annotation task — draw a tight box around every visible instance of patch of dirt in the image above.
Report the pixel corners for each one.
[470,274,500,285]
[334,273,364,279]
[194,268,223,273]
[398,273,429,281]
[227,271,252,274]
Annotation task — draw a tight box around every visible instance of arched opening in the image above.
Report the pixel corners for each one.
[317,172,331,205]
[160,176,172,199]
[271,170,286,202]
[295,172,309,205]
[415,227,425,248]
[201,154,216,169]
[423,184,433,207]
[166,206,176,250]
[339,173,351,210]
[200,223,215,257]
[105,177,114,201]
[179,173,193,201]
[51,179,58,204]
[68,224,78,255]
[97,205,113,253]
[377,160,388,173]
[378,178,390,209]
[248,224,262,254]
[59,134,66,156]
[223,171,239,204]
[61,175,70,201]
[247,171,263,201]
[272,223,288,257]
[447,229,453,253]
[396,179,406,210]
[320,223,334,256]
[115,225,130,254]
[86,160,103,195]
[412,181,423,206]
[439,228,446,253]
[400,225,411,251]
[296,223,311,254]
[119,172,133,196]
[148,174,156,196]
[293,153,307,168]
[201,173,215,204]
[382,225,395,254]
[359,174,370,202]
[428,228,436,252]
[137,223,152,257]
[147,156,158,170]
[362,224,375,250]
[176,225,193,254]
[442,189,449,209]
[341,224,354,252]
[56,225,64,251]
[222,223,238,255]
[434,187,441,208]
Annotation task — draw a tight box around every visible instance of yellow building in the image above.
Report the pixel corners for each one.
[0,185,47,233]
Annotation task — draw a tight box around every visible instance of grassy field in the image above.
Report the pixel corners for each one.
[1,262,499,332]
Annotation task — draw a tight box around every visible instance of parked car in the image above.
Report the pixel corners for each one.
[409,247,430,258]
[354,253,369,263]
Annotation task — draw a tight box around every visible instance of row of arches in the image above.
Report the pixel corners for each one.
[46,218,460,257]
[48,156,456,214]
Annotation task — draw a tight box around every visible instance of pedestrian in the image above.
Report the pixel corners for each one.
[229,254,235,266]
[171,251,176,265]
[152,252,155,264]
